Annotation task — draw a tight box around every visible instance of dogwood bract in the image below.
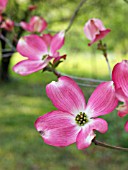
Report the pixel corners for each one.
[84,18,111,46]
[35,76,118,149]
[20,16,47,33]
[13,31,65,75]
[0,18,14,31]
[112,60,128,132]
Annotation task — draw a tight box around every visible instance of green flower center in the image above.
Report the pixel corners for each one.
[75,112,88,126]
[42,54,47,60]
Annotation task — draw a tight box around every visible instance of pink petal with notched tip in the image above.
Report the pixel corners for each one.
[35,111,81,147]
[13,57,51,76]
[89,118,108,133]
[50,31,65,56]
[76,118,108,150]
[86,81,118,118]
[112,60,128,97]
[124,121,128,132]
[76,127,96,150]
[46,76,86,115]
[17,35,48,60]
[88,29,111,46]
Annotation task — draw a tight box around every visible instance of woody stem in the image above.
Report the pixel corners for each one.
[92,138,128,151]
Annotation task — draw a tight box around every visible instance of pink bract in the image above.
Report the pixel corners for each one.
[0,0,8,13]
[115,88,128,117]
[20,16,47,33]
[84,18,111,46]
[112,60,128,132]
[13,31,65,75]
[35,76,118,149]
[112,60,128,97]
[0,18,14,31]
[41,32,65,57]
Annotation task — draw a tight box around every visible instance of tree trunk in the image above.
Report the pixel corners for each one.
[0,55,11,81]
[0,30,12,82]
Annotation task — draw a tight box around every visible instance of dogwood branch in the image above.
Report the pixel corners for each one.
[0,34,16,51]
[93,138,128,151]
[65,0,87,33]
[61,72,104,83]
[44,66,103,87]
[97,41,111,79]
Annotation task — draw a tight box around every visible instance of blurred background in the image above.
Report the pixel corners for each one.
[0,0,128,170]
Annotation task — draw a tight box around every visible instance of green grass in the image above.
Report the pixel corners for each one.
[0,53,128,170]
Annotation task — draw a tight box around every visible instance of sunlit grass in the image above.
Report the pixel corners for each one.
[11,51,126,79]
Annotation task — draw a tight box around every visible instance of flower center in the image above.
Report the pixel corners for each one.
[42,54,47,60]
[75,112,88,126]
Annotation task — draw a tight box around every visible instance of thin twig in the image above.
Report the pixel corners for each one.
[61,72,104,83]
[97,41,111,79]
[1,53,15,58]
[77,82,97,87]
[104,57,111,79]
[65,0,87,33]
[0,34,16,51]
[93,138,128,152]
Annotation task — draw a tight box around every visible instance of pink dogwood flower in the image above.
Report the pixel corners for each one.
[0,0,8,14]
[0,18,14,31]
[84,18,111,46]
[35,76,118,150]
[112,60,128,132]
[20,16,47,33]
[41,33,66,64]
[13,31,65,75]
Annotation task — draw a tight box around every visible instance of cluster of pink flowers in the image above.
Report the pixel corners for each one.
[0,0,14,31]
[12,9,66,75]
[13,17,128,150]
[13,31,65,75]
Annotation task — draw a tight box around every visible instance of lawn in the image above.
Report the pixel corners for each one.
[0,53,128,170]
